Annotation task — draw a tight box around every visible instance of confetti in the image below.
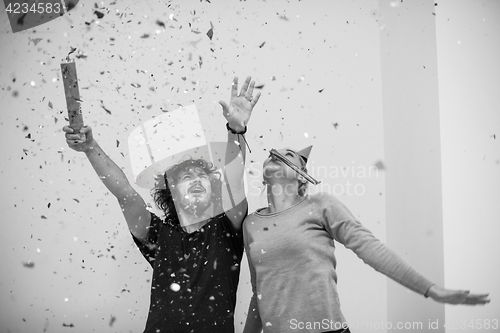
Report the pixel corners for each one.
[109,315,116,327]
[170,283,181,292]
[94,10,105,19]
[28,37,43,46]
[66,47,77,61]
[206,22,214,40]
[374,160,385,170]
[22,261,35,268]
[100,101,112,114]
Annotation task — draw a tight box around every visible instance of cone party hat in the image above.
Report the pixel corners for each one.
[296,145,313,164]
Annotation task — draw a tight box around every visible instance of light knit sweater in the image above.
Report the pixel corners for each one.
[242,193,434,333]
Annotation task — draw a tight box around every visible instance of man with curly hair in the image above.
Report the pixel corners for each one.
[63,76,261,333]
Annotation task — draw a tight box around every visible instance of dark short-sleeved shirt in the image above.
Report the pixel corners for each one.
[132,212,244,333]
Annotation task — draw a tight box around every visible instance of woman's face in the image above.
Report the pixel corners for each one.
[263,148,304,183]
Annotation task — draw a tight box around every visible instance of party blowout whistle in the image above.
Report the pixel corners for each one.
[269,149,320,185]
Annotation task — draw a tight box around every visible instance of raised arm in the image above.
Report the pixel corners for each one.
[219,76,261,229]
[63,125,150,240]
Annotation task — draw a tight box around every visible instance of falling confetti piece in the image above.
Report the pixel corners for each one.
[22,261,35,268]
[206,22,214,40]
[109,315,116,327]
[259,41,266,48]
[48,101,53,109]
[66,47,77,61]
[28,37,43,46]
[75,53,88,59]
[62,323,74,327]
[332,123,339,129]
[94,11,105,19]
[374,160,385,170]
[278,14,289,21]
[170,283,181,292]
[100,101,112,114]
[304,132,309,138]
[206,28,213,40]
[73,198,80,203]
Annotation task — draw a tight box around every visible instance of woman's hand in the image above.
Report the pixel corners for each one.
[220,76,261,133]
[427,285,490,305]
[63,125,97,153]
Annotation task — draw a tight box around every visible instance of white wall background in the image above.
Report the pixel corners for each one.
[0,0,497,333]
[436,0,500,331]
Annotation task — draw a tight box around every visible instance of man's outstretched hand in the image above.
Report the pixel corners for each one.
[220,76,261,133]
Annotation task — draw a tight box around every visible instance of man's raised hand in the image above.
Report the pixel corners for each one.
[219,76,261,132]
[63,125,96,153]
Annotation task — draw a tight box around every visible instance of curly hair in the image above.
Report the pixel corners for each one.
[150,158,222,225]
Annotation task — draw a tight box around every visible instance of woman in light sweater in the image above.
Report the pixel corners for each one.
[242,147,490,333]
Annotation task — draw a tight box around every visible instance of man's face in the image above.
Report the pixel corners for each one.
[171,166,213,217]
